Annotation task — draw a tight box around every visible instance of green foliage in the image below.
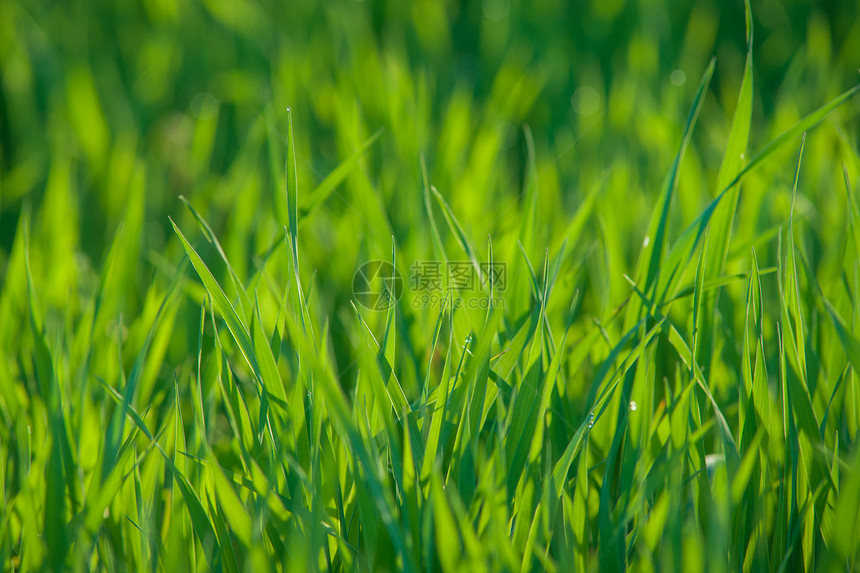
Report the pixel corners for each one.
[2,0,860,570]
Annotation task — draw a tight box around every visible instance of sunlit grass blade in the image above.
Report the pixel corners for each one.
[639,57,715,294]
[706,0,754,277]
[179,194,253,321]
[24,236,69,569]
[624,274,738,456]
[650,82,860,309]
[171,218,271,397]
[725,84,860,195]
[285,107,301,277]
[431,185,483,287]
[844,165,860,268]
[421,155,447,262]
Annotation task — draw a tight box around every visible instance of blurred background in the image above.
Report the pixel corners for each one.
[1,0,859,379]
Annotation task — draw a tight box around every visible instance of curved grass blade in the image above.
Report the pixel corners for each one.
[179,195,253,321]
[645,81,860,312]
[285,108,300,276]
[421,155,447,262]
[431,185,483,287]
[640,57,715,293]
[170,218,281,400]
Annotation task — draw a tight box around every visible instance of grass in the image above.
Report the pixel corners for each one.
[2,0,860,570]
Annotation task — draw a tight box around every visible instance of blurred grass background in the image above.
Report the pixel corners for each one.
[3,0,860,570]
[3,0,860,269]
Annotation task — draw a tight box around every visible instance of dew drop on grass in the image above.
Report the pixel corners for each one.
[464,333,473,347]
[587,413,595,429]
[629,401,637,411]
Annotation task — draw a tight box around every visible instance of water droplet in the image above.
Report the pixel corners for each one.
[587,413,595,429]
[629,401,637,411]
[643,235,650,247]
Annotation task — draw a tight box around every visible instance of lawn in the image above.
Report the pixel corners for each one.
[2,0,860,570]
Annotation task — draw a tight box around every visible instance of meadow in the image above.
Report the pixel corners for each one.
[2,0,860,570]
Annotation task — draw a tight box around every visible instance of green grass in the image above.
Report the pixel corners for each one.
[3,0,860,570]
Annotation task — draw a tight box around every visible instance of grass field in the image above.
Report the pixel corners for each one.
[3,0,860,570]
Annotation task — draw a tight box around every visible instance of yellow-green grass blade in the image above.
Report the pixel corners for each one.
[551,317,662,500]
[845,166,860,263]
[171,219,287,402]
[638,57,715,298]
[651,84,860,310]
[625,275,738,456]
[431,185,484,289]
[705,0,754,278]
[421,155,447,262]
[285,108,301,279]
[179,195,253,322]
